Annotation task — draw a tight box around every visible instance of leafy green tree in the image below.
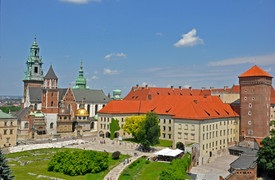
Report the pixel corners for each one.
[136,112,160,150]
[48,150,109,176]
[123,115,146,141]
[257,136,275,176]
[109,118,120,140]
[159,152,191,180]
[0,149,14,180]
[176,142,185,151]
[0,106,21,113]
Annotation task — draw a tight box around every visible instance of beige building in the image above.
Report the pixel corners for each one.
[0,110,17,148]
[98,95,239,165]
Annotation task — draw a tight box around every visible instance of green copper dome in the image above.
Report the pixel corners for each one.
[73,61,89,89]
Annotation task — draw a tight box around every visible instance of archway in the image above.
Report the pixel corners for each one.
[105,132,110,138]
[114,132,119,138]
[99,131,104,138]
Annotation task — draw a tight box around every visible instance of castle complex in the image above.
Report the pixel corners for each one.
[15,37,111,141]
[1,37,275,175]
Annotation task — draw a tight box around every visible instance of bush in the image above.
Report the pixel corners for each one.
[112,151,121,160]
[48,150,109,176]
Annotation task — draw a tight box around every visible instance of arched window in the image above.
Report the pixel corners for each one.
[50,123,54,129]
[95,104,98,115]
[24,123,29,129]
[51,101,54,106]
[87,104,90,115]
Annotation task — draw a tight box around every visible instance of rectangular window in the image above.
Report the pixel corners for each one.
[4,122,7,126]
[191,125,195,131]
[10,129,13,134]
[4,129,7,135]
[168,126,171,132]
[163,126,166,131]
[184,124,188,130]
[169,119,171,124]
[10,121,13,126]
[168,134,171,139]
[184,133,188,140]
[191,133,195,140]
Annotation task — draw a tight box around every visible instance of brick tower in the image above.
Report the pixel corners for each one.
[239,65,273,140]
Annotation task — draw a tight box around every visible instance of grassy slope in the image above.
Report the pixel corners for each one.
[7,148,129,180]
[119,157,171,180]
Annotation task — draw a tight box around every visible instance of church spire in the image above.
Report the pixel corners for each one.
[24,36,43,81]
[73,60,89,89]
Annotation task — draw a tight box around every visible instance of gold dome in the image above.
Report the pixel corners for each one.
[75,108,89,117]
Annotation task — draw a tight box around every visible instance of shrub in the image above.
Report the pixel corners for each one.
[48,150,109,176]
[112,151,121,160]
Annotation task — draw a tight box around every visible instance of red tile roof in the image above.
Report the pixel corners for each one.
[99,95,239,120]
[123,86,211,101]
[239,65,273,78]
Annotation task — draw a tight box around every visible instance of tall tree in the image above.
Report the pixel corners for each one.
[136,112,160,150]
[257,136,275,176]
[123,115,146,141]
[0,149,14,180]
[109,118,120,140]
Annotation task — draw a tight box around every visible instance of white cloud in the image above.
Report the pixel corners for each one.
[91,75,98,80]
[174,29,204,48]
[142,82,156,87]
[155,32,163,36]
[103,68,120,75]
[104,53,127,61]
[208,54,275,66]
[60,0,101,4]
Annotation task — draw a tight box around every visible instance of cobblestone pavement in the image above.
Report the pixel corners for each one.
[190,154,238,180]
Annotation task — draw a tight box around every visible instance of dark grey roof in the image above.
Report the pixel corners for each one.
[72,89,110,103]
[15,107,31,120]
[228,146,258,155]
[58,88,68,101]
[29,87,42,103]
[230,154,257,170]
[44,65,58,79]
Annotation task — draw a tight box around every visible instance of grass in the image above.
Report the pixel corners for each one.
[6,148,129,180]
[157,139,173,147]
[123,138,173,148]
[119,156,171,180]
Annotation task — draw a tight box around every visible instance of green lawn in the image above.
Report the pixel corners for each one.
[119,157,171,180]
[123,138,173,148]
[7,148,129,180]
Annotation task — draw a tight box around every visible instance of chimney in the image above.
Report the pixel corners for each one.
[145,84,148,89]
[189,86,192,91]
[179,86,182,90]
[171,85,174,90]
[201,87,206,90]
[224,86,228,90]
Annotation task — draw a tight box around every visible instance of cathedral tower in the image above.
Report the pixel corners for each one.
[239,65,273,140]
[73,61,89,89]
[23,36,44,105]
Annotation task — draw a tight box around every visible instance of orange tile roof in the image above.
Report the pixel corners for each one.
[123,86,211,101]
[99,95,239,120]
[239,65,273,78]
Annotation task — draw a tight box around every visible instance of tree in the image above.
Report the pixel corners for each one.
[176,142,185,151]
[0,149,14,180]
[257,136,275,176]
[123,115,146,141]
[136,112,160,150]
[109,118,120,140]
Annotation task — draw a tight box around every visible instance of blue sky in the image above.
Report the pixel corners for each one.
[0,0,275,96]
